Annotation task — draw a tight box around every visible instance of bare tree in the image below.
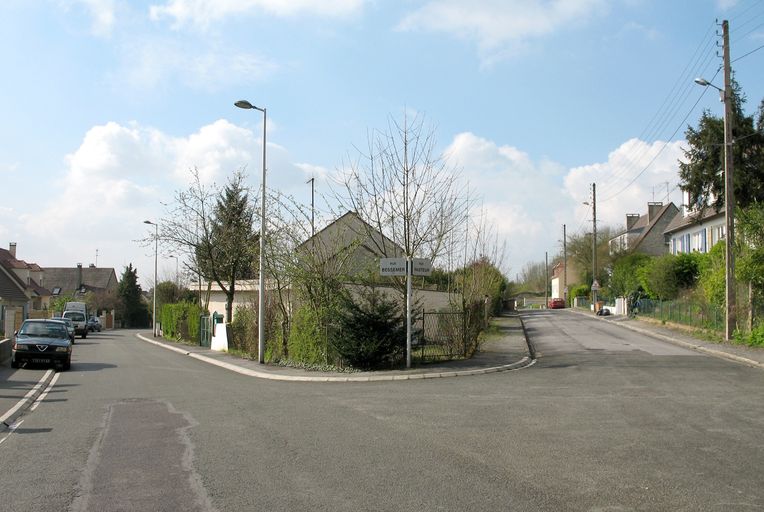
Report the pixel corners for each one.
[333,113,467,290]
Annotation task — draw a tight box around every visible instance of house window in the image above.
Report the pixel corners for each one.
[52,287,61,295]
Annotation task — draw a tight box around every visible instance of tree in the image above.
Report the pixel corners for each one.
[610,253,651,298]
[736,204,764,330]
[117,264,148,327]
[197,171,258,321]
[679,81,764,211]
[334,113,467,296]
[157,169,258,323]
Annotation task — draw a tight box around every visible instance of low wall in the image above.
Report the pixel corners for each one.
[0,338,10,364]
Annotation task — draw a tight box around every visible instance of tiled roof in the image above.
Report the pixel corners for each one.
[0,265,29,304]
[664,206,725,234]
[43,267,118,295]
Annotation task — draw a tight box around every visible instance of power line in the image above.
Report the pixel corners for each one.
[732,42,764,62]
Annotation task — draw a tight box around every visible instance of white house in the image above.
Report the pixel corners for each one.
[664,192,726,255]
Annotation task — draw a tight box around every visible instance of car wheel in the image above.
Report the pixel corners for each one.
[11,359,19,369]
[82,332,87,339]
[62,358,71,371]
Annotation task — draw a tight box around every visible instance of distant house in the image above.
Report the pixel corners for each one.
[608,202,679,257]
[0,258,31,337]
[43,264,119,300]
[664,193,726,255]
[550,260,583,300]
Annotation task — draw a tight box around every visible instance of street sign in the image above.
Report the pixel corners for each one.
[380,257,406,276]
[412,258,432,276]
[591,280,600,291]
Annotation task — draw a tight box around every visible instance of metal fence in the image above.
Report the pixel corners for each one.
[637,299,724,331]
[411,305,484,363]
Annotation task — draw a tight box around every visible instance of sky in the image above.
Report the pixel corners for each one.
[1,0,763,287]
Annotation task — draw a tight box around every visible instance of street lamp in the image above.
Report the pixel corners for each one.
[235,99,267,364]
[695,72,736,341]
[144,220,158,337]
[168,254,179,285]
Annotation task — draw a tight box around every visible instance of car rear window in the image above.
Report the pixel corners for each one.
[64,312,86,321]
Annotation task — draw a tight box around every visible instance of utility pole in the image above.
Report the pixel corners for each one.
[544,251,549,308]
[591,183,599,309]
[306,177,315,238]
[722,19,736,341]
[563,224,568,302]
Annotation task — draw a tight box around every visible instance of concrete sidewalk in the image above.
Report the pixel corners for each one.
[136,313,535,382]
[571,307,764,370]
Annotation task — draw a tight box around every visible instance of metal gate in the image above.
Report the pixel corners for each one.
[199,315,212,347]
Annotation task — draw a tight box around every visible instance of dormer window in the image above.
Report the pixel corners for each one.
[52,287,61,295]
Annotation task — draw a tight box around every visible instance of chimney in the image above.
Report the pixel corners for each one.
[625,214,639,231]
[77,263,83,289]
[9,242,17,258]
[647,202,663,222]
[89,263,96,268]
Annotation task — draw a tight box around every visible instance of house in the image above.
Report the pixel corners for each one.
[550,260,583,300]
[0,243,51,312]
[43,263,119,301]
[608,202,679,256]
[0,259,31,338]
[297,210,405,277]
[664,194,726,255]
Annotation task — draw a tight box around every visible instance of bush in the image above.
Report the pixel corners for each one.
[568,284,590,304]
[331,288,405,370]
[286,305,328,365]
[160,302,204,343]
[230,304,258,356]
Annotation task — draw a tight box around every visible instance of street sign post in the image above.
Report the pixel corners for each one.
[380,257,407,276]
[412,258,432,276]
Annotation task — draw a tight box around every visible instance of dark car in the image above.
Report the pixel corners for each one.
[548,298,566,309]
[11,319,72,371]
[87,316,102,332]
[50,317,76,343]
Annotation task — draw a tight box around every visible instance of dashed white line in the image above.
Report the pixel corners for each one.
[0,369,53,425]
[0,419,25,446]
[30,372,61,411]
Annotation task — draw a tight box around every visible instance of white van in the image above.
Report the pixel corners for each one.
[63,302,89,338]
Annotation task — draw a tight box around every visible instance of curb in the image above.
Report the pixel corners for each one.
[566,308,764,370]
[1,369,55,428]
[136,333,536,382]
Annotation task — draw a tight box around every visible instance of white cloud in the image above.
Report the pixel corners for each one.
[397,0,606,62]
[117,40,279,91]
[564,138,686,231]
[442,132,686,275]
[62,0,117,37]
[149,0,364,30]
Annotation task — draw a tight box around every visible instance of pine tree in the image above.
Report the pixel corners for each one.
[117,264,148,327]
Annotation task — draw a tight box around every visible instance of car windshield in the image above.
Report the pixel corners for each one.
[64,312,86,321]
[19,322,68,339]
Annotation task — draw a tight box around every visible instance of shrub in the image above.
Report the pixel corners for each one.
[286,305,328,365]
[160,302,203,344]
[331,288,405,369]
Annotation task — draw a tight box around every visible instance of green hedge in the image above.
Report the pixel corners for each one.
[161,302,204,344]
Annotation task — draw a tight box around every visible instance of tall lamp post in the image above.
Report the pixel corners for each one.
[694,21,735,341]
[168,254,179,285]
[144,220,158,337]
[234,99,267,364]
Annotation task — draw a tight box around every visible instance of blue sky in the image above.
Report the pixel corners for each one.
[1,0,763,287]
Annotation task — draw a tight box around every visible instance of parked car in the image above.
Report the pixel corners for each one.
[548,298,566,309]
[63,310,88,338]
[11,319,72,371]
[87,316,102,332]
[51,317,76,343]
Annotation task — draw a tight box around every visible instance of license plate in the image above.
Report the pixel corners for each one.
[31,358,51,364]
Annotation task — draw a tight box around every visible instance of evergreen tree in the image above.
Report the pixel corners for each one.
[117,264,148,327]
[679,80,764,211]
[196,171,258,321]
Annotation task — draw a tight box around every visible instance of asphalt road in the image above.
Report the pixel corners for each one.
[1,311,763,511]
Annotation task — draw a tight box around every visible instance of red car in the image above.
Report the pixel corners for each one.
[548,298,566,309]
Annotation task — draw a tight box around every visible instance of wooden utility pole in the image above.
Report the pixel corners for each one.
[306,177,315,238]
[545,251,549,308]
[563,224,568,302]
[591,183,599,308]
[722,19,736,341]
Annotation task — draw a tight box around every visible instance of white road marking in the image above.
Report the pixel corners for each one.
[30,371,61,411]
[0,369,53,424]
[0,419,24,446]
